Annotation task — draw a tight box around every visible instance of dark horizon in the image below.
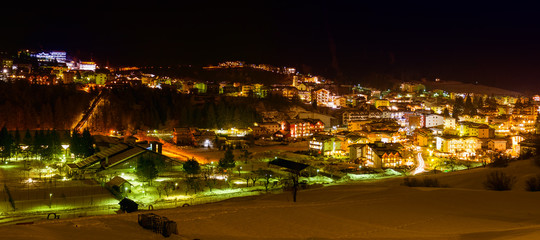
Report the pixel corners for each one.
[2,2,540,93]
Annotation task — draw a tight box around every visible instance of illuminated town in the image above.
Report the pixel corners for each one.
[2,3,540,240]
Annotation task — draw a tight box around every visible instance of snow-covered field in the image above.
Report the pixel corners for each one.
[2,159,540,240]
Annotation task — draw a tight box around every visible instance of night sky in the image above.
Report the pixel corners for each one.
[2,2,540,92]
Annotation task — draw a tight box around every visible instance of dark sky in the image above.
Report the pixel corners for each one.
[2,2,540,92]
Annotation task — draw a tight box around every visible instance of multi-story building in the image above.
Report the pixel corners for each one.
[373,99,390,109]
[425,114,444,128]
[349,142,404,168]
[258,122,281,134]
[488,139,508,151]
[342,109,385,125]
[314,88,333,107]
[31,51,67,63]
[478,125,495,138]
[309,134,343,156]
[280,119,324,139]
[444,117,456,130]
[347,120,373,132]
[435,136,482,156]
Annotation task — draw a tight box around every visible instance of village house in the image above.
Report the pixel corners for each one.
[349,142,405,168]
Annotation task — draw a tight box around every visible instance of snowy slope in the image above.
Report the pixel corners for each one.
[2,159,540,240]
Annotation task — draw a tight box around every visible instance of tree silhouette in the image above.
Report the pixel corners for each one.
[183,158,201,176]
[135,155,163,185]
[219,148,236,173]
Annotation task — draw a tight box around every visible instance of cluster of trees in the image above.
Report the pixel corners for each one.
[88,87,262,132]
[0,126,95,161]
[135,154,167,185]
[0,80,93,130]
[451,95,498,118]
[0,81,302,134]
[70,129,96,158]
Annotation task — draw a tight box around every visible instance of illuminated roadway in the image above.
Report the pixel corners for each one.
[412,151,425,175]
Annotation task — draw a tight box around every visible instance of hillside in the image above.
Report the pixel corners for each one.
[2,159,540,239]
[422,80,523,96]
[142,66,293,86]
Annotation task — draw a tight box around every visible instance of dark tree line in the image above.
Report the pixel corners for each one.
[0,126,94,161]
[70,129,96,158]
[452,95,495,118]
[0,81,286,133]
[0,80,93,130]
[88,87,262,131]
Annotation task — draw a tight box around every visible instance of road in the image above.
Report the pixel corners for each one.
[412,152,425,175]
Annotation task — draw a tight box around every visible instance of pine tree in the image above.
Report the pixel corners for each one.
[32,130,45,158]
[219,148,236,172]
[23,129,32,147]
[0,126,14,160]
[475,96,484,108]
[443,108,450,117]
[81,129,95,157]
[465,94,474,115]
[50,129,62,159]
[135,155,164,185]
[13,129,21,149]
[70,130,82,158]
[183,158,201,176]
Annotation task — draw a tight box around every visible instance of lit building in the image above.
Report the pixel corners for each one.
[314,88,333,106]
[258,122,281,134]
[487,139,508,152]
[32,51,67,63]
[342,109,383,125]
[347,120,372,132]
[414,129,432,147]
[444,117,456,130]
[304,76,320,83]
[373,99,390,109]
[349,142,404,168]
[241,84,252,95]
[309,134,343,156]
[399,82,425,93]
[425,114,444,128]
[478,125,495,138]
[435,136,482,156]
[96,73,108,85]
[408,115,424,130]
[281,86,299,99]
[79,61,96,71]
[193,82,207,94]
[298,91,312,102]
[280,119,324,139]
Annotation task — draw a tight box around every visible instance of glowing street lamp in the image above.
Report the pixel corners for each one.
[61,144,69,161]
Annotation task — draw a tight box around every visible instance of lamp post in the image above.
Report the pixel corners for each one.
[49,193,53,208]
[61,144,69,162]
[20,145,29,175]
